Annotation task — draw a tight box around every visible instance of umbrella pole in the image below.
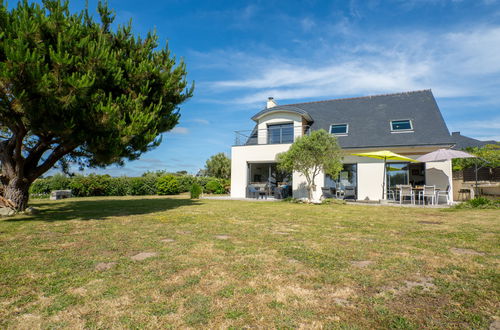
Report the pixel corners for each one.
[382,157,386,200]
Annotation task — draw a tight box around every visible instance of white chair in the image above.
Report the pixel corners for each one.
[399,185,415,204]
[437,185,451,205]
[419,185,436,205]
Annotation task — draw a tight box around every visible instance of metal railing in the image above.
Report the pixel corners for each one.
[234,125,310,146]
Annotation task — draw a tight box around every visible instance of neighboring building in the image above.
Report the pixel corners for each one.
[450,132,498,150]
[231,89,456,201]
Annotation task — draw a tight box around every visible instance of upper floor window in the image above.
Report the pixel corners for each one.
[391,119,413,132]
[330,123,348,135]
[267,123,294,144]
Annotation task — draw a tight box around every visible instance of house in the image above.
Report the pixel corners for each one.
[231,89,456,201]
[450,131,498,150]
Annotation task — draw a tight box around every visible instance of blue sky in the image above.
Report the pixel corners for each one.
[33,0,500,175]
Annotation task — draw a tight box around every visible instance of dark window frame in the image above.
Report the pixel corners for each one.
[267,122,294,144]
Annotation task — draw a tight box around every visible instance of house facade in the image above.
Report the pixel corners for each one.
[231,90,455,201]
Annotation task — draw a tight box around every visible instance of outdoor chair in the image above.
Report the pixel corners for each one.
[258,186,268,199]
[336,183,345,199]
[321,187,335,199]
[247,185,259,199]
[437,185,451,205]
[343,186,356,200]
[387,188,396,201]
[399,185,415,204]
[419,185,436,205]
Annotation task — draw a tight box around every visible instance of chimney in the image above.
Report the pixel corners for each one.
[267,97,277,109]
[451,131,460,136]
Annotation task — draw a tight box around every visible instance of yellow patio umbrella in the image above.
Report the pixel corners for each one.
[351,150,418,200]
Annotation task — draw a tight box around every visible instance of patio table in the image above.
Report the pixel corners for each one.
[412,186,441,204]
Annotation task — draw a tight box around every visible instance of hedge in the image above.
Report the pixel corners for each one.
[29,174,230,197]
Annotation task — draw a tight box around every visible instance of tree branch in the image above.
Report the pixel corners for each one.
[29,144,76,180]
[24,136,54,170]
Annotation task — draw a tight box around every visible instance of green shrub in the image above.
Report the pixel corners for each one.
[69,174,112,197]
[48,173,71,191]
[157,175,180,195]
[190,183,203,199]
[454,197,500,209]
[178,175,196,192]
[205,180,225,194]
[107,177,128,196]
[30,178,52,195]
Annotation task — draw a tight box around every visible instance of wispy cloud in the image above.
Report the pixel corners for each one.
[169,127,189,134]
[189,118,210,125]
[201,25,500,106]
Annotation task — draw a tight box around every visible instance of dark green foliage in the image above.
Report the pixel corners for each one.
[454,197,500,209]
[0,0,193,210]
[205,180,225,194]
[196,176,229,193]
[177,175,196,192]
[29,174,229,197]
[190,183,202,199]
[452,144,500,171]
[205,153,231,179]
[277,130,343,201]
[69,175,112,197]
[156,175,180,195]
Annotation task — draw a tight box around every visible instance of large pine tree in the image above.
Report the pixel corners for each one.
[0,0,193,211]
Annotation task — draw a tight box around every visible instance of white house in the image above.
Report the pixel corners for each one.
[231,90,455,202]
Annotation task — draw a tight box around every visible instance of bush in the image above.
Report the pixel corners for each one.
[69,174,112,197]
[205,179,225,194]
[190,183,203,199]
[157,175,180,195]
[28,173,210,198]
[30,178,52,195]
[177,175,196,192]
[454,197,500,209]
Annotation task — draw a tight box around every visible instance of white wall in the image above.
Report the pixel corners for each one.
[256,112,304,144]
[231,144,292,198]
[426,160,454,201]
[357,160,385,201]
[293,171,325,201]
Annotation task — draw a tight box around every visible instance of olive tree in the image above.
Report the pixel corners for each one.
[276,129,343,201]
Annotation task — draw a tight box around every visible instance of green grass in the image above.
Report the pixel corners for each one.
[0,195,499,328]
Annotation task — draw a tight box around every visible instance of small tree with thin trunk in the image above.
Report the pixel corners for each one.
[0,0,193,211]
[276,129,343,202]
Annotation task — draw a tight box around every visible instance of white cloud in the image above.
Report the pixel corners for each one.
[190,118,210,125]
[201,25,500,106]
[169,127,189,134]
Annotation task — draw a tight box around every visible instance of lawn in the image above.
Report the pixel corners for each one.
[0,196,499,329]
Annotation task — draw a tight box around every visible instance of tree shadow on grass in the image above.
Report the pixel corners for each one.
[5,196,201,222]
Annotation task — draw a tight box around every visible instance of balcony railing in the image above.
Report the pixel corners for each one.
[234,125,310,146]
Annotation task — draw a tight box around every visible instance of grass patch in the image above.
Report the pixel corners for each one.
[0,195,498,328]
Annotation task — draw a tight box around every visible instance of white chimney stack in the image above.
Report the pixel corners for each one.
[267,97,277,109]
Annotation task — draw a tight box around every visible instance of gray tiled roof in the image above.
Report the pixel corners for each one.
[251,90,454,149]
[450,132,498,150]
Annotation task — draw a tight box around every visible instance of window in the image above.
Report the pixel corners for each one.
[391,119,413,131]
[267,123,294,144]
[330,124,348,135]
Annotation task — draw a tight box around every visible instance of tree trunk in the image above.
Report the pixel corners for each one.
[308,184,316,202]
[3,178,30,211]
